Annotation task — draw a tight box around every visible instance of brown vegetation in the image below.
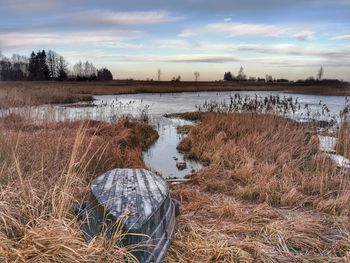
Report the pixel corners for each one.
[167,112,350,262]
[0,113,158,262]
[0,82,93,108]
[1,80,349,108]
[338,116,350,159]
[1,82,349,262]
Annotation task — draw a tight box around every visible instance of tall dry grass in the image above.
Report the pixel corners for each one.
[167,112,350,262]
[0,113,158,262]
[0,82,93,108]
[338,115,350,159]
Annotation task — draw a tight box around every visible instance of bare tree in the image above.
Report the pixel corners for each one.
[172,75,181,82]
[157,69,162,81]
[317,66,324,80]
[265,74,273,82]
[83,61,96,77]
[194,71,200,81]
[73,61,83,77]
[73,60,97,80]
[57,56,68,80]
[47,50,59,79]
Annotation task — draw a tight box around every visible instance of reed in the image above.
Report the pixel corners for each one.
[168,111,350,262]
[0,112,158,262]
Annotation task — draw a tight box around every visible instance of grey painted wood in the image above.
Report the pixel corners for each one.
[79,168,177,263]
[91,168,168,230]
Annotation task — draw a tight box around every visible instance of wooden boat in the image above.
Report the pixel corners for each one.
[76,168,179,263]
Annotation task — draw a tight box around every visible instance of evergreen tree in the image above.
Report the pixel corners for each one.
[38,50,50,80]
[224,72,233,81]
[237,66,246,81]
[28,51,37,80]
[97,68,113,81]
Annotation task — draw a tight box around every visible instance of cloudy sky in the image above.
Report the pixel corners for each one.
[1,0,350,80]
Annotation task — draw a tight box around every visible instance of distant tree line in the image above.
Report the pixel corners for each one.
[0,50,113,81]
[223,66,343,84]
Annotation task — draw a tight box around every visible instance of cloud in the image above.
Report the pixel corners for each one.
[69,0,350,13]
[0,30,144,50]
[156,39,199,49]
[331,34,350,40]
[203,22,287,37]
[178,29,197,38]
[224,18,232,22]
[77,53,240,64]
[154,40,350,64]
[0,10,183,35]
[177,20,321,41]
[164,55,239,63]
[58,52,350,68]
[292,30,314,41]
[72,10,184,26]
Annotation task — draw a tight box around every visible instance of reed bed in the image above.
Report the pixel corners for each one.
[0,113,158,262]
[196,94,337,122]
[167,112,350,262]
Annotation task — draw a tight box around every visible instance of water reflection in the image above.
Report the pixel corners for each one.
[144,117,202,179]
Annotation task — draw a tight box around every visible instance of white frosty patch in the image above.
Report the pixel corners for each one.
[328,154,350,169]
[318,135,337,153]
[317,135,350,169]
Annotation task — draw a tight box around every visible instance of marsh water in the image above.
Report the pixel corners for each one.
[143,117,203,178]
[14,91,348,178]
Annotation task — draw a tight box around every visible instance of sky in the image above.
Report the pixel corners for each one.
[0,0,350,81]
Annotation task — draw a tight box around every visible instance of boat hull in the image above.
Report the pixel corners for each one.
[77,168,178,262]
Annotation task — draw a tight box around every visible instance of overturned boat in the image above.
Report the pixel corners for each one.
[77,168,179,263]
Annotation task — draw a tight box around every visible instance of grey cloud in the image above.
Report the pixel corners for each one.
[155,41,350,60]
[331,34,350,40]
[165,56,239,63]
[0,9,181,34]
[57,50,350,69]
[78,0,349,12]
[0,30,144,50]
[71,10,183,26]
[1,0,349,13]
[292,31,314,41]
[203,22,287,37]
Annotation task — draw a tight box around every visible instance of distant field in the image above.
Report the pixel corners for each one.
[0,80,349,107]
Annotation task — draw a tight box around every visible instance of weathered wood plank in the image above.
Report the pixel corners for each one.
[80,168,177,263]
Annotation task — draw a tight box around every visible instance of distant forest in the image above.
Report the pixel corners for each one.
[223,66,344,85]
[0,50,113,81]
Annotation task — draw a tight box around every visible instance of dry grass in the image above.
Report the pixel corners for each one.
[0,82,94,108]
[0,113,158,262]
[1,82,349,262]
[167,112,350,262]
[1,80,349,108]
[338,116,350,159]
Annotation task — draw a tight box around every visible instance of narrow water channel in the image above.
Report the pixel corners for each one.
[143,117,203,179]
